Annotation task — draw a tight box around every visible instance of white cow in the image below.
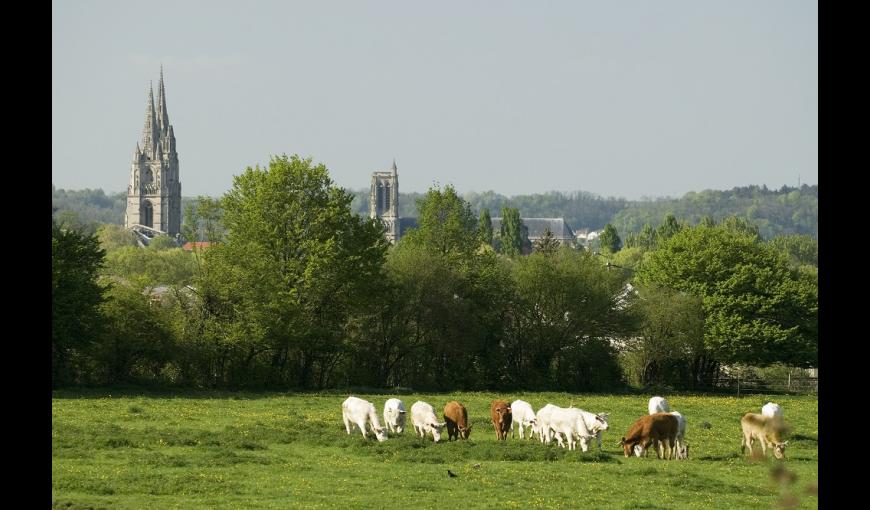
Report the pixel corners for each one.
[548,406,595,451]
[410,401,446,442]
[535,404,559,444]
[634,411,687,459]
[577,410,610,451]
[762,402,783,419]
[383,398,407,435]
[510,400,538,440]
[648,396,671,415]
[341,396,388,442]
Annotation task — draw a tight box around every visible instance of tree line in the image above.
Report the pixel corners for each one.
[54,183,818,241]
[52,155,818,391]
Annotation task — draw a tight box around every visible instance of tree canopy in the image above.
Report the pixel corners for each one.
[636,224,817,368]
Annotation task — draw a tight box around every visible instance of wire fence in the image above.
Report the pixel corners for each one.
[706,375,818,395]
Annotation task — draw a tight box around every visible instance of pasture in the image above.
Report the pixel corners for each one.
[52,390,818,509]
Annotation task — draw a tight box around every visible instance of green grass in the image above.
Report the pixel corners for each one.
[52,390,818,509]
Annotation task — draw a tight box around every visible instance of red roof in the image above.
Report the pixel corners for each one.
[182,242,212,251]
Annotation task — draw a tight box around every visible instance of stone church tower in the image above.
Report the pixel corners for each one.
[370,159,400,243]
[125,67,182,237]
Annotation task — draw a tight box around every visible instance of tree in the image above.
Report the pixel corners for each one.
[533,227,560,256]
[478,208,493,247]
[183,196,224,244]
[719,216,760,240]
[52,219,106,385]
[148,235,180,250]
[599,223,622,254]
[767,234,818,268]
[202,154,389,388]
[621,285,708,388]
[103,246,197,287]
[636,224,817,368]
[505,249,639,390]
[498,207,526,257]
[656,214,683,242]
[91,283,175,384]
[401,184,478,257]
[96,224,138,252]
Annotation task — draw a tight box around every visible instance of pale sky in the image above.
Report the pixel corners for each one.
[52,0,817,200]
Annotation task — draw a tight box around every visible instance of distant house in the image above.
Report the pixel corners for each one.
[181,241,211,252]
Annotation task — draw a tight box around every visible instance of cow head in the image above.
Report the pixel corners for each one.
[459,424,472,440]
[594,413,610,431]
[430,421,446,442]
[374,426,389,442]
[772,441,788,460]
[618,437,634,458]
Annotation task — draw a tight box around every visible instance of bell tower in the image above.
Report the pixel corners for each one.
[370,159,400,243]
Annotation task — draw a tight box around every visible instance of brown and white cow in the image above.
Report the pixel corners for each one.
[444,401,472,440]
[490,400,513,440]
[619,413,679,459]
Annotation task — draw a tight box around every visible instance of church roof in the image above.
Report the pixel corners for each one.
[490,217,575,240]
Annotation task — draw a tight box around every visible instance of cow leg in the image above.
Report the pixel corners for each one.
[343,415,352,435]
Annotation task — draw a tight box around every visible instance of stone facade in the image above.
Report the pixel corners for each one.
[125,67,182,237]
[370,159,400,243]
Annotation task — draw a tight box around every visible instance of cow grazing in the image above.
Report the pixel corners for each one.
[619,413,679,459]
[509,400,538,440]
[411,401,446,442]
[648,396,671,415]
[490,400,513,440]
[535,404,559,444]
[547,406,595,451]
[443,401,472,440]
[741,412,788,459]
[341,396,389,442]
[762,402,784,420]
[634,411,687,459]
[383,398,407,435]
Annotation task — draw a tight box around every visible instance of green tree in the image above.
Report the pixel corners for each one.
[202,154,389,388]
[52,219,106,385]
[621,285,708,388]
[498,207,526,257]
[96,223,139,252]
[767,234,818,268]
[656,214,683,242]
[183,196,224,244]
[599,223,622,254]
[719,215,760,239]
[91,283,176,384]
[148,235,180,250]
[103,246,197,287]
[478,208,493,247]
[402,184,478,257]
[506,249,639,390]
[636,224,817,368]
[533,227,560,256]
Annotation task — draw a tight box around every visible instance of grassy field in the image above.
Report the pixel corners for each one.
[52,390,818,509]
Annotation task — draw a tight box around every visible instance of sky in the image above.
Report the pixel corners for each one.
[52,0,817,200]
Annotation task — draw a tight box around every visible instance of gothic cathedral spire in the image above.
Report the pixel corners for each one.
[126,69,182,238]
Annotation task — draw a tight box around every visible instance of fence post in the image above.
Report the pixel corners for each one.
[788,372,791,392]
[737,369,740,398]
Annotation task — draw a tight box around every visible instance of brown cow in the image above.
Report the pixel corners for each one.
[741,412,788,459]
[444,401,472,441]
[490,400,513,440]
[619,413,679,459]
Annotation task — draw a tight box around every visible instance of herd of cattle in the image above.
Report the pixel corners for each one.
[340,396,791,460]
